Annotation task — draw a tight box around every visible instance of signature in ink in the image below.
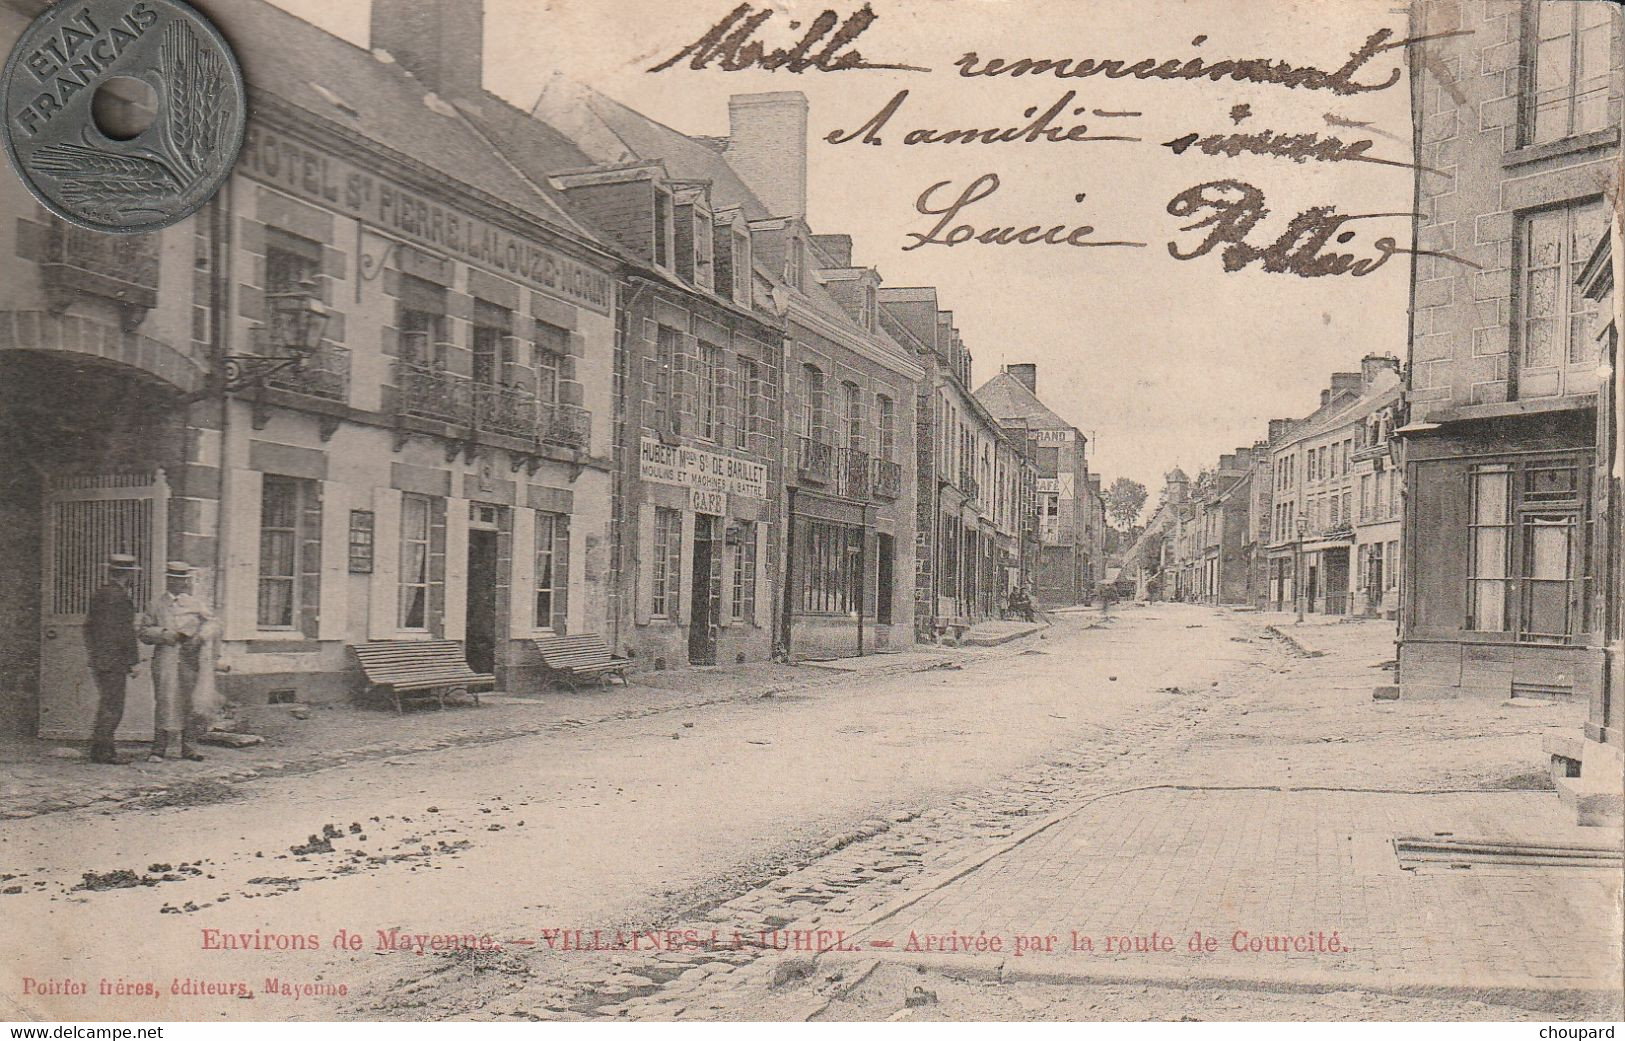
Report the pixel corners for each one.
[650,3,929,74]
[1166,179,1478,278]
[904,174,1145,251]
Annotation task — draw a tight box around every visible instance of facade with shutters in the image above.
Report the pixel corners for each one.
[1398,0,1621,706]
[0,0,624,740]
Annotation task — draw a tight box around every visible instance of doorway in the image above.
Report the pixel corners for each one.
[1324,547,1351,616]
[465,528,498,674]
[688,514,721,665]
[875,534,894,626]
[38,470,168,740]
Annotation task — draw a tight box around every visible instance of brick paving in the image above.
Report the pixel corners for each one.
[408,604,1622,1020]
[864,786,1621,990]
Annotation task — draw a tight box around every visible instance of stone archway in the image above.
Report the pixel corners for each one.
[0,311,209,397]
[0,347,206,740]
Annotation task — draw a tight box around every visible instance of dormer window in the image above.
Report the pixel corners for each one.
[654,189,673,270]
[732,226,751,305]
[861,283,878,333]
[785,237,803,294]
[693,212,714,292]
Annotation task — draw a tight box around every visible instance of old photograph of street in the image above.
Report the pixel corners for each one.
[0,0,1621,1028]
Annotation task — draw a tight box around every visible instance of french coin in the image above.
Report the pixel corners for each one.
[2,0,245,234]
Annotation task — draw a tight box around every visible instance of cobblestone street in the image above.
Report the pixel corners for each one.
[2,604,1618,1023]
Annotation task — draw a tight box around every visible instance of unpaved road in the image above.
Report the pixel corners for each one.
[1,607,1255,1021]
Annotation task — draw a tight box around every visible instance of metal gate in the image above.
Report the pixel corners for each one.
[38,470,168,740]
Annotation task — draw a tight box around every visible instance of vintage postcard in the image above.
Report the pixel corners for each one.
[0,0,1621,1028]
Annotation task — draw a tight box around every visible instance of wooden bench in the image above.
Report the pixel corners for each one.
[533,634,631,690]
[350,640,494,713]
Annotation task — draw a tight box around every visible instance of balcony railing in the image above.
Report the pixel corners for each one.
[835,446,870,499]
[872,457,903,499]
[958,468,979,500]
[473,381,538,440]
[268,344,350,402]
[537,401,590,450]
[42,219,160,316]
[397,359,472,425]
[798,437,833,483]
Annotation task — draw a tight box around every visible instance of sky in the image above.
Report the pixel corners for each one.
[272,0,1416,508]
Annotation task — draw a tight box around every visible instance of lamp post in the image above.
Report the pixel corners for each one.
[1295,513,1308,624]
[222,278,330,392]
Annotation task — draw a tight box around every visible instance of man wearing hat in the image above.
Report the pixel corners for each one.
[85,553,142,765]
[139,561,213,762]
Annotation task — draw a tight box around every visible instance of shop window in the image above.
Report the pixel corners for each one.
[1468,465,1514,633]
[800,520,862,615]
[348,509,374,574]
[731,520,757,622]
[257,475,303,629]
[399,492,433,630]
[535,512,568,631]
[652,507,681,618]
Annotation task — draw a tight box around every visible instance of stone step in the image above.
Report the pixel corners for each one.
[1556,772,1625,828]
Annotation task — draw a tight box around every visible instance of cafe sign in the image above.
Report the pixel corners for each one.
[238,125,613,314]
[639,438,768,500]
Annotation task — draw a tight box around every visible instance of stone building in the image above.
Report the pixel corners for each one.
[975,365,1104,606]
[1194,448,1259,606]
[1398,0,1620,706]
[879,290,1027,634]
[1,0,626,741]
[1265,360,1402,616]
[526,83,921,662]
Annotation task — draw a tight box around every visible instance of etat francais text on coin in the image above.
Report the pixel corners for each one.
[2,0,244,234]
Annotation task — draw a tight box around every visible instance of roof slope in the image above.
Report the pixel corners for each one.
[533,77,775,222]
[212,0,586,240]
[974,371,1074,432]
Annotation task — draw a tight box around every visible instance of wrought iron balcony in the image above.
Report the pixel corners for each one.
[473,381,538,440]
[958,467,979,500]
[396,359,472,426]
[798,436,833,484]
[835,446,870,500]
[537,401,591,450]
[872,457,903,500]
[42,220,160,323]
[267,343,350,402]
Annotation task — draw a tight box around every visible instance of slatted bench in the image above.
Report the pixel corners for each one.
[533,634,632,690]
[350,640,494,713]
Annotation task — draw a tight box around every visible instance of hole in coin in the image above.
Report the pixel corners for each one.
[91,76,157,141]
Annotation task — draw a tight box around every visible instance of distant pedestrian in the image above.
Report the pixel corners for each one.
[85,553,142,765]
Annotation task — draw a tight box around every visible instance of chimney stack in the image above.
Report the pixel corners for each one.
[370,0,484,101]
[1330,372,1363,397]
[1005,363,1037,395]
[726,92,808,221]
[812,234,852,267]
[1268,418,1293,442]
[1361,353,1400,387]
[1320,389,1331,407]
